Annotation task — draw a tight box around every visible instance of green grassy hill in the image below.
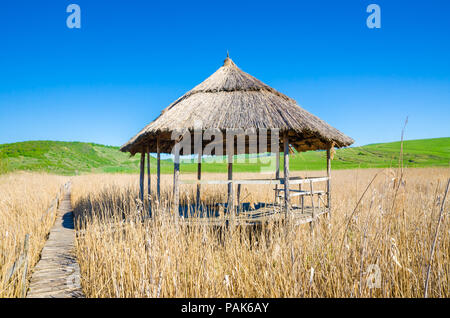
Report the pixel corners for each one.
[0,138,448,175]
[0,141,148,175]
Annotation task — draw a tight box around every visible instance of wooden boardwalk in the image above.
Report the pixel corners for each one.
[26,183,84,298]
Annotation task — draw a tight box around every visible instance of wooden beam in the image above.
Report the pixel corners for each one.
[310,179,315,232]
[286,176,329,185]
[227,152,234,215]
[147,146,151,218]
[139,151,145,203]
[179,177,328,186]
[301,183,304,214]
[276,189,325,196]
[196,152,201,209]
[310,179,316,219]
[299,183,302,210]
[236,184,241,215]
[180,179,279,185]
[274,143,280,204]
[327,146,332,218]
[157,137,161,202]
[173,141,180,216]
[283,133,290,215]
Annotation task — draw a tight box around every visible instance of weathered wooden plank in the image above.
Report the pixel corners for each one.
[180,179,280,185]
[227,153,234,215]
[139,151,145,203]
[157,137,161,201]
[327,146,332,217]
[283,133,290,215]
[275,145,280,204]
[301,183,304,213]
[309,179,316,232]
[276,188,325,194]
[180,180,230,185]
[39,198,57,222]
[277,191,326,198]
[310,180,316,219]
[234,179,280,185]
[179,176,328,185]
[237,184,241,214]
[147,147,151,218]
[5,234,29,285]
[20,235,29,297]
[173,142,180,215]
[196,152,201,209]
[298,183,302,209]
[288,177,329,185]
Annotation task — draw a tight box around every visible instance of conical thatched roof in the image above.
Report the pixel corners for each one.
[121,56,354,155]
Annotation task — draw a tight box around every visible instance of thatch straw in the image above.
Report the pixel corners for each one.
[121,56,354,155]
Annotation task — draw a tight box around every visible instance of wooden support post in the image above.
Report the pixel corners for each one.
[157,137,161,202]
[310,179,316,232]
[310,179,315,219]
[196,152,201,210]
[283,133,290,215]
[327,146,332,218]
[298,183,303,207]
[173,141,180,216]
[274,144,280,205]
[147,147,151,218]
[301,187,305,214]
[237,184,241,215]
[227,152,234,215]
[139,150,145,203]
[20,234,29,298]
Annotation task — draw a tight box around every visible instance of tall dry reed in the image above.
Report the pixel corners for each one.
[0,172,65,297]
[72,168,449,297]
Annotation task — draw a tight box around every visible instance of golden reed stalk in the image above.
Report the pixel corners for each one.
[71,168,449,298]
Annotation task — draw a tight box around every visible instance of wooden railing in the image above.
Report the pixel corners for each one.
[179,176,329,185]
[179,176,331,218]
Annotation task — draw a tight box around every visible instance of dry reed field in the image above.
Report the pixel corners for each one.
[72,167,449,298]
[0,172,65,297]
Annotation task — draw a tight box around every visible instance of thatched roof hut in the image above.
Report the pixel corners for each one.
[120,55,354,221]
[120,56,353,155]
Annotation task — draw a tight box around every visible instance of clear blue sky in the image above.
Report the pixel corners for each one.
[0,0,449,147]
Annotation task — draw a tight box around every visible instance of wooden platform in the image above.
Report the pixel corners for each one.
[26,183,84,298]
[176,175,330,226]
[177,203,329,226]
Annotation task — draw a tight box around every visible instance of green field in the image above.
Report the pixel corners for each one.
[0,138,448,175]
